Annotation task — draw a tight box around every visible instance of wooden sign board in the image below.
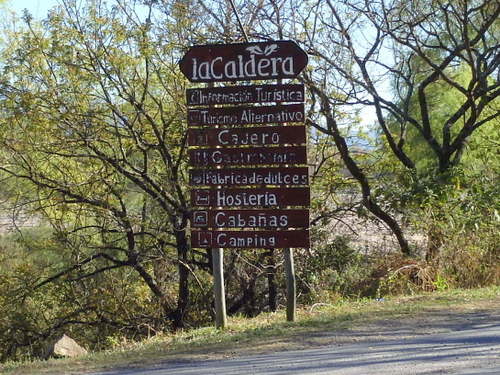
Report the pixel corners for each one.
[179,40,308,83]
[191,209,309,229]
[188,104,304,127]
[191,187,310,208]
[191,229,310,248]
[188,126,306,147]
[186,84,304,106]
[189,167,309,186]
[189,146,307,167]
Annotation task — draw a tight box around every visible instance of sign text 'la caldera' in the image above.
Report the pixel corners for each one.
[179,40,308,83]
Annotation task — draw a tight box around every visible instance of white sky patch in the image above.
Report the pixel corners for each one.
[9,0,59,18]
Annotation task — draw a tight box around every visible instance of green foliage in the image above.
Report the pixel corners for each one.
[0,0,203,360]
[0,225,175,362]
[415,171,500,285]
[388,64,499,172]
[0,0,201,337]
[297,236,372,301]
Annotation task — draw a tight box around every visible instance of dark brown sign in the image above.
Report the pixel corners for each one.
[189,146,307,167]
[191,209,309,229]
[188,126,306,147]
[189,167,309,187]
[186,84,304,106]
[191,187,310,208]
[179,40,308,83]
[188,104,304,127]
[191,229,309,248]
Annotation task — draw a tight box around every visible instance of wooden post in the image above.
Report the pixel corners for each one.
[205,80,227,329]
[277,70,297,322]
[212,248,227,329]
[284,247,296,322]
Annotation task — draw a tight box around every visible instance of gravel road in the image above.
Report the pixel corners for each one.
[91,306,500,375]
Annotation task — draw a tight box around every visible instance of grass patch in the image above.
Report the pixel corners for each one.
[2,285,499,375]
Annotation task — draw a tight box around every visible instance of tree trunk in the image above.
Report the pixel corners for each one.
[306,83,412,256]
[266,249,277,312]
[172,226,190,329]
[227,277,257,316]
[335,130,411,256]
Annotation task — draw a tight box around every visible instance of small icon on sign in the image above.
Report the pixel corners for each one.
[194,151,208,165]
[193,211,208,227]
[188,110,200,125]
[198,232,212,248]
[191,175,203,185]
[246,44,278,56]
[195,132,208,145]
[194,190,210,206]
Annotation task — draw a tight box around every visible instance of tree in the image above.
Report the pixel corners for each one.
[0,0,197,330]
[284,0,498,257]
[196,0,499,258]
[306,0,498,170]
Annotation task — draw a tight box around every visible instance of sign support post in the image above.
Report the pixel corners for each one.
[284,248,296,322]
[212,247,227,329]
[277,71,297,322]
[207,80,227,330]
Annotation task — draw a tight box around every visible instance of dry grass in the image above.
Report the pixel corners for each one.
[1,285,499,375]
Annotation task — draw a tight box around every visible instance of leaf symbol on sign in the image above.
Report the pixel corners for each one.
[246,45,264,55]
[264,44,278,55]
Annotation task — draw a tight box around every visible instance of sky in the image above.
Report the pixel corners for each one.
[9,0,59,18]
